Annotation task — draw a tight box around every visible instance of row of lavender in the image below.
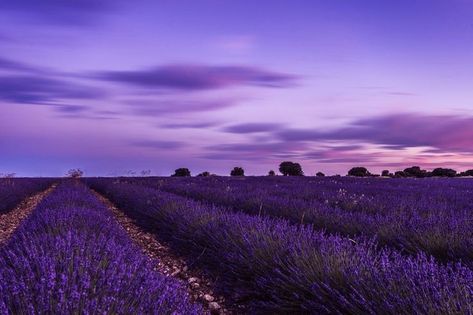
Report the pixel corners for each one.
[0,181,201,314]
[0,178,55,213]
[87,178,473,314]
[127,176,473,267]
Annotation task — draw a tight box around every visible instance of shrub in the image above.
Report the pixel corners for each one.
[230,167,245,176]
[403,166,427,178]
[316,172,325,177]
[279,161,303,176]
[268,170,276,176]
[381,170,390,177]
[171,168,191,177]
[432,168,457,177]
[66,169,84,178]
[460,169,473,177]
[347,167,370,177]
[197,171,210,177]
[394,171,406,178]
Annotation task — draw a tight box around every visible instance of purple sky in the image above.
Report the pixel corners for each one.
[1,0,473,176]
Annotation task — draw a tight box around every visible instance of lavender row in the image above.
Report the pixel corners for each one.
[0,181,201,314]
[123,176,473,266]
[0,178,55,213]
[88,179,473,314]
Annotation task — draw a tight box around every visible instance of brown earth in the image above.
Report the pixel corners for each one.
[0,185,56,246]
[92,189,241,315]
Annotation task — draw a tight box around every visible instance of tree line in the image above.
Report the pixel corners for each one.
[170,162,473,178]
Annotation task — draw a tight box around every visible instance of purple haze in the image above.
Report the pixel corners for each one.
[0,0,472,176]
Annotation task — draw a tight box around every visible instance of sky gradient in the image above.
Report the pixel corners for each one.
[1,0,472,176]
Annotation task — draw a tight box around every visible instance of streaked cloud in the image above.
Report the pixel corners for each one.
[131,140,185,149]
[277,113,473,153]
[0,75,104,105]
[127,98,238,116]
[222,123,284,134]
[0,0,121,25]
[95,64,298,91]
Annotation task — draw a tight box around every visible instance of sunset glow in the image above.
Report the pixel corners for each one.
[1,0,472,176]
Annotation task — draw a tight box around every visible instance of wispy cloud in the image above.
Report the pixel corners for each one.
[161,121,220,129]
[0,75,104,105]
[53,105,90,114]
[131,140,185,149]
[0,56,44,73]
[0,0,121,25]
[222,122,284,134]
[127,98,238,116]
[95,64,298,91]
[202,141,308,161]
[277,113,473,153]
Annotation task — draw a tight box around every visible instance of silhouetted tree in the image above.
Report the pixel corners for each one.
[67,169,84,178]
[347,167,370,177]
[197,171,210,177]
[403,166,427,178]
[279,161,304,176]
[381,170,390,177]
[316,172,325,177]
[394,171,406,178]
[268,170,276,176]
[172,168,191,177]
[460,169,473,177]
[230,167,245,176]
[140,170,151,176]
[432,168,457,177]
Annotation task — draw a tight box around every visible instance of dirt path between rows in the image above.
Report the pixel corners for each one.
[0,185,56,246]
[92,189,237,315]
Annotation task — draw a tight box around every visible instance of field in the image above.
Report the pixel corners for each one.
[1,177,473,314]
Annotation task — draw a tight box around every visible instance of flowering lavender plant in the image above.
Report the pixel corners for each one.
[0,178,54,213]
[0,181,201,314]
[126,176,473,266]
[89,179,473,314]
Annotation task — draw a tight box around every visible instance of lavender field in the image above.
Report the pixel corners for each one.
[0,176,472,314]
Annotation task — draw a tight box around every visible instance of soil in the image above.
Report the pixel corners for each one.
[92,189,239,315]
[0,185,56,246]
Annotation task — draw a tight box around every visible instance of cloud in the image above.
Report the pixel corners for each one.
[0,75,104,104]
[277,113,473,153]
[161,121,220,129]
[128,98,237,116]
[0,57,42,73]
[95,64,297,91]
[131,140,184,150]
[53,105,90,113]
[222,122,284,134]
[202,141,308,161]
[0,0,120,25]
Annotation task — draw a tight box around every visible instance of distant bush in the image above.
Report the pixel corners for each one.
[279,161,304,176]
[460,169,473,177]
[316,172,325,177]
[140,170,152,176]
[230,167,245,176]
[347,167,370,177]
[394,171,406,178]
[268,170,276,176]
[66,169,84,178]
[403,166,428,178]
[172,168,191,177]
[197,171,210,177]
[381,170,390,177]
[432,168,457,177]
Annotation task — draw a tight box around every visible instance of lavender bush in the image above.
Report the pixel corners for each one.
[88,179,473,314]
[124,176,473,266]
[0,181,201,314]
[0,178,54,213]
